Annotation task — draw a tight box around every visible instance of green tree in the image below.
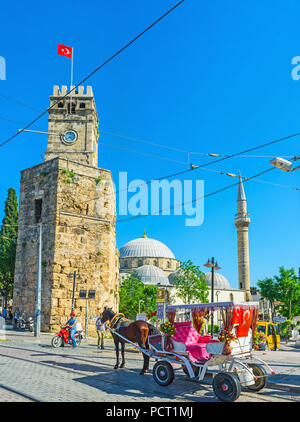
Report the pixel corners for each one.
[257,277,277,319]
[274,267,300,320]
[173,260,209,304]
[257,267,300,320]
[119,274,158,319]
[0,188,18,307]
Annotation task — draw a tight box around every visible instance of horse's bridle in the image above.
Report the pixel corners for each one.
[106,313,125,329]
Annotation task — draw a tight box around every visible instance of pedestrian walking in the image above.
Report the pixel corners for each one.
[96,314,106,350]
[13,308,19,328]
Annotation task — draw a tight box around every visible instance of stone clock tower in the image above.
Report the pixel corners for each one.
[45,85,98,166]
[13,86,119,334]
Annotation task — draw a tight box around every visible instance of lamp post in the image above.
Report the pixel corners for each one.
[79,289,95,339]
[34,223,42,337]
[138,300,144,314]
[204,257,222,337]
[216,290,221,329]
[68,271,82,312]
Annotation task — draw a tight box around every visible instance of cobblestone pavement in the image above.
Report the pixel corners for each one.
[0,328,299,402]
[0,386,32,402]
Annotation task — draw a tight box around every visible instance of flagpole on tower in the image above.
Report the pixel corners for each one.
[70,46,74,114]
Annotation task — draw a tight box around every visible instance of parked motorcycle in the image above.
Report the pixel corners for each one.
[16,315,26,329]
[26,316,34,332]
[17,315,34,332]
[51,325,83,348]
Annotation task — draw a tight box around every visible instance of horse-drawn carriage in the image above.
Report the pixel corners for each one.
[103,301,275,402]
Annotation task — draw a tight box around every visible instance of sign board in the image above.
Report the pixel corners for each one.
[79,290,87,298]
[88,290,96,299]
[273,316,287,323]
[136,313,147,321]
[156,302,165,320]
[156,288,166,302]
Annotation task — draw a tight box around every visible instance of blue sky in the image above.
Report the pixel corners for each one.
[0,0,299,289]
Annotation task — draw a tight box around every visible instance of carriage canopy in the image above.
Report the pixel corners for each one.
[167,301,259,313]
[166,302,260,338]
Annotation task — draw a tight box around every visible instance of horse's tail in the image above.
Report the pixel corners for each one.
[147,322,161,336]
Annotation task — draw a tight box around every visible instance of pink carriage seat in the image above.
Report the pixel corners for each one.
[172,322,218,362]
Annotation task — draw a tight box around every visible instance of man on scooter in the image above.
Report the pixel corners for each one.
[67,312,78,347]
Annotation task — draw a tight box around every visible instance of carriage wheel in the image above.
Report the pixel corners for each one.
[246,364,268,391]
[212,372,241,402]
[182,363,199,377]
[153,361,174,386]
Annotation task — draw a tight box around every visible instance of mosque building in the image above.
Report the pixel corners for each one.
[119,174,251,305]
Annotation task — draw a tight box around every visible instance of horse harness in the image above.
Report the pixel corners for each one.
[107,313,132,331]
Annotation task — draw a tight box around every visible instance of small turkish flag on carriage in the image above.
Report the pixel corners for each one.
[232,306,241,325]
[57,44,73,59]
[236,309,253,337]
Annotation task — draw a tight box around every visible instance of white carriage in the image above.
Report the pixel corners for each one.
[148,301,275,402]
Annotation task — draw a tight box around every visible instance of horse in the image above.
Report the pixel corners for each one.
[101,308,160,375]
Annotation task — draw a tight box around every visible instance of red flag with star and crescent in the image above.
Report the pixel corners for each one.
[57,44,73,59]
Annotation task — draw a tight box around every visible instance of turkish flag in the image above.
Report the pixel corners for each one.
[57,44,72,59]
[236,309,253,337]
[232,306,242,325]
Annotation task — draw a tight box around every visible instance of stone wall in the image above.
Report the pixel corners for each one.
[13,157,119,335]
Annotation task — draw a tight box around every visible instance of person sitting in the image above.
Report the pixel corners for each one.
[96,314,106,350]
[67,312,78,347]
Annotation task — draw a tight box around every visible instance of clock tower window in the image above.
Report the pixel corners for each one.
[67,102,76,114]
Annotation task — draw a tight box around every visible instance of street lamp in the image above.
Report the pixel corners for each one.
[138,300,144,314]
[204,257,222,337]
[79,289,95,339]
[269,156,300,172]
[216,290,221,328]
[68,271,82,312]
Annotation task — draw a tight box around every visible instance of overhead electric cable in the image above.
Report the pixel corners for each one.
[116,167,277,223]
[0,93,40,112]
[102,131,296,159]
[0,0,185,149]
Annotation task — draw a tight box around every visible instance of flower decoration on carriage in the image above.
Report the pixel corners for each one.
[252,330,266,349]
[218,329,238,343]
[218,329,238,354]
[159,321,175,337]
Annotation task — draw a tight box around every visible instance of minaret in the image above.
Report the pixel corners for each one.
[234,172,252,301]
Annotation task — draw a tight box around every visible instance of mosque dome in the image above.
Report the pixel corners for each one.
[205,272,231,290]
[168,269,181,285]
[133,265,171,286]
[119,235,175,259]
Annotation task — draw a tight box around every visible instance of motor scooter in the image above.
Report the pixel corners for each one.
[51,324,83,347]
[17,315,34,332]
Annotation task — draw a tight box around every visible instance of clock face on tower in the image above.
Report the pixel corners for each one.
[62,130,77,144]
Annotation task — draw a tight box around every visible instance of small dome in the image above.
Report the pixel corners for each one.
[168,269,181,285]
[133,265,170,286]
[119,236,175,259]
[205,272,231,289]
